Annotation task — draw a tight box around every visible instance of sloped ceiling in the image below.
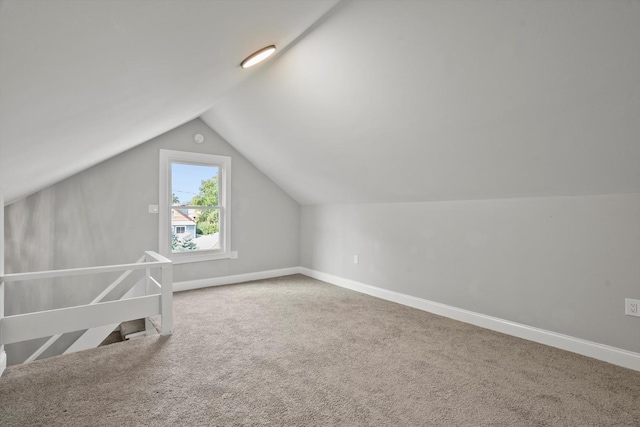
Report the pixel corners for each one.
[0,0,339,204]
[202,0,640,205]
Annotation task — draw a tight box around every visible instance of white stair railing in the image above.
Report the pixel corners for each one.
[24,255,146,362]
[0,251,172,366]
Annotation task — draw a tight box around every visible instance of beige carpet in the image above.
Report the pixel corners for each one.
[1,274,639,426]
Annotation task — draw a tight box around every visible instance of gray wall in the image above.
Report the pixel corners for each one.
[300,193,640,353]
[4,118,300,363]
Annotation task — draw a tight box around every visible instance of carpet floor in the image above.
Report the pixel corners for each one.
[1,274,639,426]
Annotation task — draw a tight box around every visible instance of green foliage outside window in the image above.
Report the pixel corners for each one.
[172,233,197,251]
[192,176,220,235]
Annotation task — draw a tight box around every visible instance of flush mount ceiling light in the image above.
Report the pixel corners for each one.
[241,45,276,69]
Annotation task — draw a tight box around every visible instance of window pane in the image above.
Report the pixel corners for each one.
[171,163,219,206]
[170,162,221,253]
[171,207,221,253]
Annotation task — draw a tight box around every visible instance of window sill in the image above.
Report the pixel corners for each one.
[166,251,231,265]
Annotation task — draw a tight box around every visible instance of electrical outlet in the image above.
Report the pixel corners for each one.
[148,205,159,214]
[353,255,359,264]
[625,298,640,317]
[230,251,238,259]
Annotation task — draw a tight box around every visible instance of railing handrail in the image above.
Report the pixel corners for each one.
[0,255,171,283]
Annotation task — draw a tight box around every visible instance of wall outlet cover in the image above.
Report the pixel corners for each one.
[625,298,640,317]
[148,205,159,214]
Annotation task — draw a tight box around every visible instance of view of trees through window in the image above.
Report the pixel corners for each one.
[171,162,221,253]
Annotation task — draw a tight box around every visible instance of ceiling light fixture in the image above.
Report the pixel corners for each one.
[241,45,276,69]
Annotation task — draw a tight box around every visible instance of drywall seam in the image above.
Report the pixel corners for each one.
[299,267,640,372]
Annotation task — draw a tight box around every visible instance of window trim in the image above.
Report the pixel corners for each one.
[159,149,231,264]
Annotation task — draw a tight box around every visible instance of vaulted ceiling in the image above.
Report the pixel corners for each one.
[0,0,339,204]
[203,0,640,204]
[2,0,639,206]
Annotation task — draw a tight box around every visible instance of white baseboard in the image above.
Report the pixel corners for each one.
[299,267,640,372]
[173,267,300,292]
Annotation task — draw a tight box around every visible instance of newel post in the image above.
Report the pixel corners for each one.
[160,263,173,336]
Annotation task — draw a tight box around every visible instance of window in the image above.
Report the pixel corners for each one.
[159,150,231,263]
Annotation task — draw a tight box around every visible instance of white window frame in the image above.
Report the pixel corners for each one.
[159,149,231,264]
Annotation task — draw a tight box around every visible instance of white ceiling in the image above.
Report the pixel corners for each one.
[202,0,640,205]
[2,0,639,207]
[0,0,339,204]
